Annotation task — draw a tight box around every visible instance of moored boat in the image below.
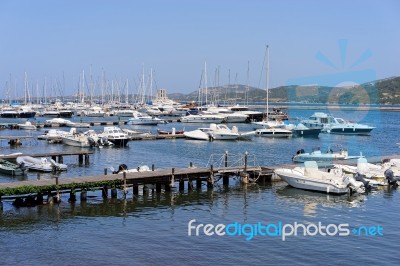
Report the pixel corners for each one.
[0,159,27,176]
[292,146,363,163]
[99,126,130,146]
[274,161,365,194]
[16,156,67,172]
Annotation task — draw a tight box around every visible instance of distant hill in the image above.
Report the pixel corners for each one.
[169,76,400,105]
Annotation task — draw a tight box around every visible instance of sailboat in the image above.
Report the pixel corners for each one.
[255,45,292,138]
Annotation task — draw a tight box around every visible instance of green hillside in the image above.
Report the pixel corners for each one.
[169,76,400,105]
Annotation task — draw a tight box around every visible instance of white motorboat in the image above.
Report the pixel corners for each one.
[16,156,67,172]
[208,124,239,140]
[183,129,211,141]
[292,146,363,163]
[180,113,224,123]
[111,163,151,174]
[122,128,151,139]
[113,109,137,117]
[274,161,365,194]
[127,111,163,125]
[231,126,256,140]
[334,157,400,180]
[255,128,293,138]
[99,126,130,146]
[84,106,105,117]
[64,120,91,128]
[17,121,37,130]
[62,129,113,147]
[252,119,285,129]
[301,112,374,135]
[45,118,72,126]
[38,128,72,142]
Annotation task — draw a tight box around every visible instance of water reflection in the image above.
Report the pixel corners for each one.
[275,185,367,217]
[0,182,272,229]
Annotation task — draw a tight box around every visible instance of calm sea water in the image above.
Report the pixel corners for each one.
[0,108,399,265]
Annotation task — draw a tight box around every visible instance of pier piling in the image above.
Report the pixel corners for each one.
[133,185,139,195]
[80,190,87,201]
[102,186,108,198]
[207,165,214,188]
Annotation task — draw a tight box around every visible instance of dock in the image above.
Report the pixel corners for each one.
[1,153,399,208]
[0,152,274,207]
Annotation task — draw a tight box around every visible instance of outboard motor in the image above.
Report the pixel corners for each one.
[354,172,372,191]
[297,149,305,155]
[343,175,365,194]
[384,169,400,187]
[113,164,128,174]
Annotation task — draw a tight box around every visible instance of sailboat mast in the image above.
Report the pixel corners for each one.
[204,61,207,106]
[266,45,270,120]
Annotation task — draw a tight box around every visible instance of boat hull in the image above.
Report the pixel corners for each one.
[327,127,374,135]
[275,169,349,194]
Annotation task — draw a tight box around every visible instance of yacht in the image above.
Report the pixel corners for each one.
[127,111,163,125]
[301,112,374,135]
[180,113,224,123]
[99,126,130,146]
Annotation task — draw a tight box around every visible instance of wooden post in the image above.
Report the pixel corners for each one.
[85,154,90,165]
[102,185,108,198]
[170,168,175,188]
[55,176,60,203]
[207,165,214,188]
[188,179,193,191]
[133,185,139,195]
[189,162,193,168]
[179,179,184,191]
[52,155,57,161]
[80,190,87,201]
[111,188,117,198]
[79,154,83,164]
[196,178,202,190]
[223,174,229,186]
[152,164,155,171]
[104,168,108,175]
[58,155,63,163]
[224,151,228,167]
[244,152,248,172]
[36,193,43,205]
[123,172,128,197]
[156,183,162,193]
[69,189,77,202]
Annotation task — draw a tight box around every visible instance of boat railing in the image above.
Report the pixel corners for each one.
[206,152,260,169]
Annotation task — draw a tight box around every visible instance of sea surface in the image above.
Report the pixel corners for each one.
[0,108,399,265]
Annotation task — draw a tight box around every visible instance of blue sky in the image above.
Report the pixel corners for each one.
[0,0,399,97]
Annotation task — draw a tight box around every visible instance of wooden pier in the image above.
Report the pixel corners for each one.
[0,158,274,208]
